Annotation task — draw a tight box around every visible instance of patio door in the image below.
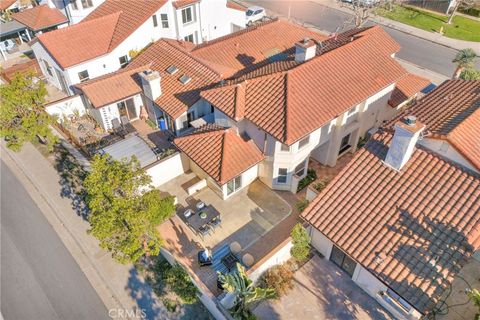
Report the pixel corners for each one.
[330,245,357,277]
[54,68,69,94]
[126,98,137,119]
[226,176,242,196]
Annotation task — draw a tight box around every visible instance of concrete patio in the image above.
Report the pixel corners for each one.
[254,254,393,320]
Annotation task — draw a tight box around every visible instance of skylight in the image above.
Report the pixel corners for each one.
[179,74,191,85]
[166,65,178,74]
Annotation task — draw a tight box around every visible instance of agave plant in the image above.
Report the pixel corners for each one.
[218,263,275,320]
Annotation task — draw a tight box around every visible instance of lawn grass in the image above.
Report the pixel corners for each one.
[375,4,480,42]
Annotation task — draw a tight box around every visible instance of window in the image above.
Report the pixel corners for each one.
[43,60,53,77]
[152,14,158,27]
[160,13,169,28]
[348,106,357,116]
[280,143,290,152]
[226,176,242,196]
[71,0,78,10]
[295,160,307,177]
[183,33,194,43]
[384,289,412,313]
[339,134,351,154]
[181,6,193,24]
[277,168,287,184]
[179,74,191,84]
[78,70,89,82]
[119,55,128,68]
[329,245,357,277]
[298,135,310,149]
[81,0,93,9]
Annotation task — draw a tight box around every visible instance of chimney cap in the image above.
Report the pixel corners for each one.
[296,38,315,49]
[394,116,425,135]
[405,115,416,126]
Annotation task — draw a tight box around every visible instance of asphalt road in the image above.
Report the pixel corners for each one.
[1,160,108,320]
[244,0,475,77]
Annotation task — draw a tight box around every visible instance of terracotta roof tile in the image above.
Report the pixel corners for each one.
[12,5,67,31]
[226,1,245,11]
[302,131,480,314]
[388,73,431,108]
[37,0,166,68]
[393,80,480,170]
[174,126,264,184]
[172,0,199,8]
[127,39,221,119]
[0,0,16,11]
[202,26,408,144]
[74,66,149,108]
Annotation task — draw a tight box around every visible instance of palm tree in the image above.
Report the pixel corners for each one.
[452,48,477,79]
[218,264,275,320]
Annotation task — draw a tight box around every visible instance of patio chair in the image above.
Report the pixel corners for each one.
[196,201,205,210]
[183,209,193,218]
[199,225,210,237]
[197,249,212,267]
[209,217,221,229]
[120,115,129,126]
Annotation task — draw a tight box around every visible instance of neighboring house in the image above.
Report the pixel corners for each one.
[11,4,68,39]
[0,0,24,13]
[301,80,480,319]
[66,19,429,199]
[40,0,106,25]
[30,0,245,95]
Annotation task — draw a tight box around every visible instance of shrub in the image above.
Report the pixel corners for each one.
[297,169,317,192]
[163,263,199,304]
[312,179,329,192]
[162,298,178,313]
[295,199,309,213]
[290,223,310,262]
[260,264,294,298]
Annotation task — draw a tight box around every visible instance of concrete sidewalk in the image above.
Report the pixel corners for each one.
[1,142,167,320]
[310,0,480,53]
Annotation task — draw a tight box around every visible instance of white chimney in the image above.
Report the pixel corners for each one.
[139,70,161,101]
[384,116,425,171]
[295,38,316,62]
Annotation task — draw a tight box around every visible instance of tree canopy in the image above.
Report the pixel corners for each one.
[0,71,57,151]
[84,154,175,264]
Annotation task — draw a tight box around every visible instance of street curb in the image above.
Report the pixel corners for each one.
[1,144,126,317]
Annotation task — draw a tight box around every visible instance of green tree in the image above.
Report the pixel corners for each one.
[84,154,175,264]
[218,263,275,320]
[452,48,478,79]
[0,72,57,151]
[467,288,480,313]
[290,223,310,262]
[459,68,480,80]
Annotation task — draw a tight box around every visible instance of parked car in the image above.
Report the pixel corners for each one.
[246,6,266,25]
[0,39,17,53]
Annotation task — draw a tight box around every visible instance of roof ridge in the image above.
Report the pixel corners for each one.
[192,18,280,51]
[161,39,223,77]
[219,130,229,183]
[107,10,123,51]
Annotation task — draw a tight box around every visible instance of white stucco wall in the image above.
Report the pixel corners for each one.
[44,95,86,121]
[44,0,106,24]
[221,164,258,199]
[247,239,293,283]
[146,152,190,188]
[419,138,478,173]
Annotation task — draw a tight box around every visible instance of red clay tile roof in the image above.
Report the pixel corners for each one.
[191,19,327,78]
[0,0,16,11]
[302,131,480,314]
[172,0,199,8]
[174,126,264,185]
[388,73,431,108]
[12,5,67,31]
[202,26,408,145]
[127,39,221,119]
[36,0,166,68]
[0,59,40,82]
[393,80,480,170]
[74,66,149,108]
[226,1,245,11]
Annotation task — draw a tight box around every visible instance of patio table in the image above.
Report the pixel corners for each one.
[187,205,220,232]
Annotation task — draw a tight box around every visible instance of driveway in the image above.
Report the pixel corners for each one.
[254,254,392,320]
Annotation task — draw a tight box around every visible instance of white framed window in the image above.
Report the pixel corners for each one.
[152,14,158,27]
[42,60,53,77]
[298,135,310,149]
[384,289,412,313]
[277,168,288,184]
[280,143,290,152]
[71,0,78,10]
[348,106,357,116]
[339,133,351,154]
[184,34,194,43]
[81,0,93,9]
[78,70,89,82]
[181,6,194,24]
[226,175,242,196]
[160,13,169,28]
[295,160,307,177]
[119,55,128,68]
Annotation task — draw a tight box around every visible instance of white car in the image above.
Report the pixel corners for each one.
[246,6,266,25]
[0,39,17,53]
